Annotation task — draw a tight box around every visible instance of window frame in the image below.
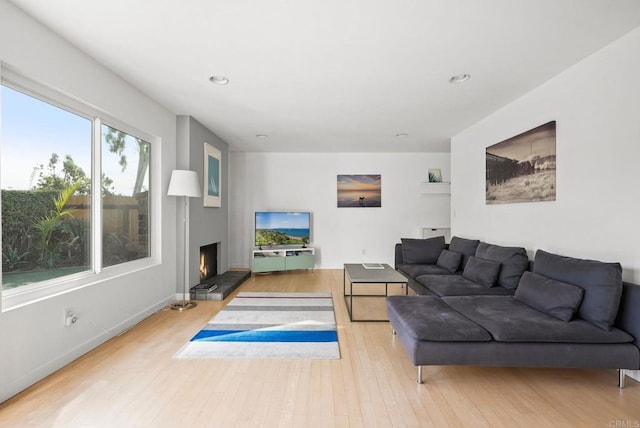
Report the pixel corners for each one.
[1,66,160,311]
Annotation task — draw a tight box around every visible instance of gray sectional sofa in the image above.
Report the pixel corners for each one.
[388,236,640,386]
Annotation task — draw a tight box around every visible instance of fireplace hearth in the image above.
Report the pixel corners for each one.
[190,271,250,301]
[192,242,249,300]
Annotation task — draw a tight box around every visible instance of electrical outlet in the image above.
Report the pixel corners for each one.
[64,310,78,327]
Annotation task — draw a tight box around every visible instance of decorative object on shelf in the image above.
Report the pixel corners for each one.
[337,174,381,208]
[167,169,202,311]
[428,168,443,183]
[486,121,556,205]
[203,143,221,207]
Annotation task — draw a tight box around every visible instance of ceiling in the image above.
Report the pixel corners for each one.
[8,0,640,153]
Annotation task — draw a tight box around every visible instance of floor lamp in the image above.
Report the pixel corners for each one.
[168,169,201,311]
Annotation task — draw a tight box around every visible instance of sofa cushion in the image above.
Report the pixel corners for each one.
[514,272,584,322]
[448,236,480,269]
[436,249,462,273]
[397,263,453,278]
[386,296,492,342]
[475,242,529,289]
[442,296,633,344]
[533,250,623,331]
[462,256,501,287]
[400,236,446,265]
[416,274,515,297]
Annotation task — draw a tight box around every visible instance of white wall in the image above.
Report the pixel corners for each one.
[451,26,640,282]
[0,1,178,402]
[451,27,640,382]
[229,152,450,269]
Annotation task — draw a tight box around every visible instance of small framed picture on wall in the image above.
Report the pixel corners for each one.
[337,174,381,207]
[204,143,221,207]
[428,168,443,183]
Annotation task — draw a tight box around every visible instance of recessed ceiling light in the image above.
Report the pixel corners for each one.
[395,133,408,138]
[449,74,471,84]
[209,75,229,85]
[256,134,268,138]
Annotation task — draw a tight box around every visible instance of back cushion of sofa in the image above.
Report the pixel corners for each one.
[400,236,446,264]
[448,236,480,269]
[514,271,584,321]
[475,242,528,289]
[533,249,623,331]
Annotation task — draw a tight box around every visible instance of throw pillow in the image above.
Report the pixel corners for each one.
[462,256,501,287]
[514,271,585,322]
[533,249,623,331]
[436,249,462,273]
[448,236,480,269]
[401,236,446,265]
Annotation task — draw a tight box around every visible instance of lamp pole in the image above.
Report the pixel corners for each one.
[167,170,201,311]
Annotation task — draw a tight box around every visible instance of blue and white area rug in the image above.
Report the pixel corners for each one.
[174,292,340,359]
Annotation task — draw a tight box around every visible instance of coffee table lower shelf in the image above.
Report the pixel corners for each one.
[343,263,408,322]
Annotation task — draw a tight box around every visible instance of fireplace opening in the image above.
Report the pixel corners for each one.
[199,242,218,285]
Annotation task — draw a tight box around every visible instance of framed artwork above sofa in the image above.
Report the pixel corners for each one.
[485,121,556,205]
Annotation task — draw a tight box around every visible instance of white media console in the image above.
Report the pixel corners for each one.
[251,247,315,273]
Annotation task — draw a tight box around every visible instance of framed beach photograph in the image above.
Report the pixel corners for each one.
[337,174,381,207]
[203,143,221,207]
[486,121,556,204]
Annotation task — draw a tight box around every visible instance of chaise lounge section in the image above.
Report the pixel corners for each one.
[388,239,640,386]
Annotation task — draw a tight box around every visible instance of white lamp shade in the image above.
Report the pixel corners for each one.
[167,170,201,197]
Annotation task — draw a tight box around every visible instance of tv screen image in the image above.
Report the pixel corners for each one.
[255,212,310,246]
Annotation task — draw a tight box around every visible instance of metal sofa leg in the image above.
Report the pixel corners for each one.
[417,366,423,384]
[619,369,625,389]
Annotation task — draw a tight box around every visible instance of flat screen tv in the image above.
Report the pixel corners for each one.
[255,211,311,247]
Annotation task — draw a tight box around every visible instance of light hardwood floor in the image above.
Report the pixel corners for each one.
[1,269,638,427]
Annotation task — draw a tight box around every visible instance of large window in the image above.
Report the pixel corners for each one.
[1,86,92,289]
[1,79,153,301]
[101,125,150,267]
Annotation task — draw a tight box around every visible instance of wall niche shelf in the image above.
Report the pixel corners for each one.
[420,181,451,195]
[419,181,451,241]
